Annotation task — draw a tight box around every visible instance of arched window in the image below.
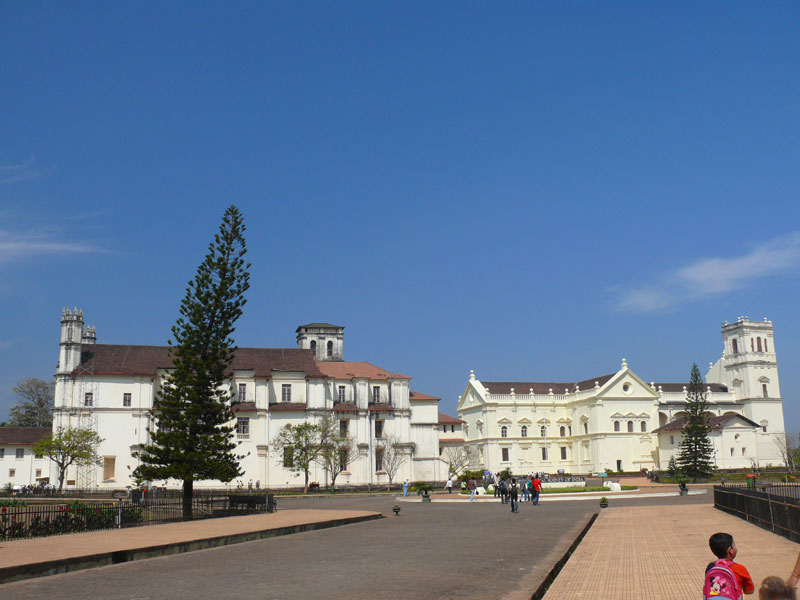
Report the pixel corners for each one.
[640,421,647,432]
[521,426,528,438]
[757,337,762,352]
[583,422,588,434]
[732,339,738,354]
[614,421,620,432]
[627,421,634,433]
[559,425,566,437]
[310,340,316,355]
[764,338,769,352]
[540,426,547,437]
[501,426,508,438]
[751,338,754,352]
[327,340,333,357]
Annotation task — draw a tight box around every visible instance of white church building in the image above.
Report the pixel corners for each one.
[457,317,787,474]
[53,310,456,490]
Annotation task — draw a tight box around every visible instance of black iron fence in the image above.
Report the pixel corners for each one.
[0,492,275,542]
[714,484,800,544]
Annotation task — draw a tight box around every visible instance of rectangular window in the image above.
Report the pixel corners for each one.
[35,469,42,478]
[0,448,4,458]
[338,386,346,403]
[372,386,380,403]
[103,457,116,481]
[730,447,735,456]
[375,420,384,438]
[762,425,767,433]
[560,447,567,460]
[236,417,250,439]
[742,447,746,456]
[282,384,291,403]
[16,448,24,459]
[123,393,132,407]
[501,448,509,462]
[375,447,384,472]
[762,384,768,398]
[670,436,674,445]
[9,469,15,478]
[238,383,247,400]
[541,447,548,461]
[283,447,293,468]
[84,392,93,407]
[339,419,348,436]
[616,459,623,471]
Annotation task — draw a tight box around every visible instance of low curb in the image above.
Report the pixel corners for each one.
[0,513,382,585]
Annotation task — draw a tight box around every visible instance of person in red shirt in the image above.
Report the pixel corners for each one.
[706,532,755,596]
[532,476,542,505]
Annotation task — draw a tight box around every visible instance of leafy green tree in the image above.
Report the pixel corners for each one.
[317,415,359,492]
[667,455,678,478]
[676,363,715,480]
[9,378,54,427]
[133,206,251,520]
[33,427,103,492]
[271,422,322,493]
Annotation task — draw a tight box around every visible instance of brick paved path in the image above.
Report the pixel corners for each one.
[544,504,800,599]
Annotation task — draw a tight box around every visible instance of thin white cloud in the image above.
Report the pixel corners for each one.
[616,233,800,312]
[0,154,56,184]
[0,230,103,264]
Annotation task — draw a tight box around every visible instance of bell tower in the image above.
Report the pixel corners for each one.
[57,307,84,375]
[714,316,780,401]
[296,323,344,361]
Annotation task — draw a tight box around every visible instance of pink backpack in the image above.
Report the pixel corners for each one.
[703,559,742,600]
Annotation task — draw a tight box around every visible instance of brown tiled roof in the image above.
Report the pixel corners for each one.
[315,361,411,380]
[268,403,307,412]
[72,345,325,378]
[652,412,759,433]
[654,382,729,393]
[482,373,616,395]
[332,402,358,413]
[438,412,465,425]
[0,427,51,445]
[439,438,465,444]
[232,402,257,413]
[368,403,394,413]
[410,391,440,402]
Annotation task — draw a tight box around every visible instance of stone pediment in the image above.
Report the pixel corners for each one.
[536,417,551,425]
[556,417,572,424]
[497,417,512,425]
[517,417,532,425]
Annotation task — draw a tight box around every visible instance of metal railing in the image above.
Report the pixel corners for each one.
[0,491,274,541]
[714,484,800,543]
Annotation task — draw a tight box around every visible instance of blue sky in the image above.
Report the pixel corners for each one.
[1,3,799,431]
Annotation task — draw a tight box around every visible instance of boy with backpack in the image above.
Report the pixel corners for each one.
[703,532,754,599]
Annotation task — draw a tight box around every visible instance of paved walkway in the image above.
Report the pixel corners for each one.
[543,504,800,599]
[0,508,379,583]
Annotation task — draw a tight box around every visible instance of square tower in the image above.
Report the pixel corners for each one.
[296,323,344,361]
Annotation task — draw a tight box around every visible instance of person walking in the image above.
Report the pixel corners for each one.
[532,475,542,505]
[403,479,409,497]
[469,478,477,502]
[445,478,453,494]
[509,479,519,513]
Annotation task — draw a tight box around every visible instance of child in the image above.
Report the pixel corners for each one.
[704,532,755,598]
[759,576,797,600]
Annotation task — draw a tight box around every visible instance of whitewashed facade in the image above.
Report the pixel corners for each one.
[52,312,454,490]
[0,428,51,489]
[458,317,787,474]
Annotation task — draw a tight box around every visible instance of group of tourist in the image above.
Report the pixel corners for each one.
[704,532,800,599]
[493,474,543,512]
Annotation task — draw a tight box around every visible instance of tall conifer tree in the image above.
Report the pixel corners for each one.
[676,363,715,479]
[134,206,250,519]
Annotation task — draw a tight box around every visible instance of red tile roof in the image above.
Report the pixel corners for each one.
[232,402,257,413]
[438,412,465,425]
[72,345,325,378]
[268,403,307,412]
[368,403,394,413]
[439,438,465,444]
[652,412,759,433]
[410,391,440,402]
[315,361,411,380]
[0,427,51,445]
[332,403,358,413]
[481,373,616,395]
